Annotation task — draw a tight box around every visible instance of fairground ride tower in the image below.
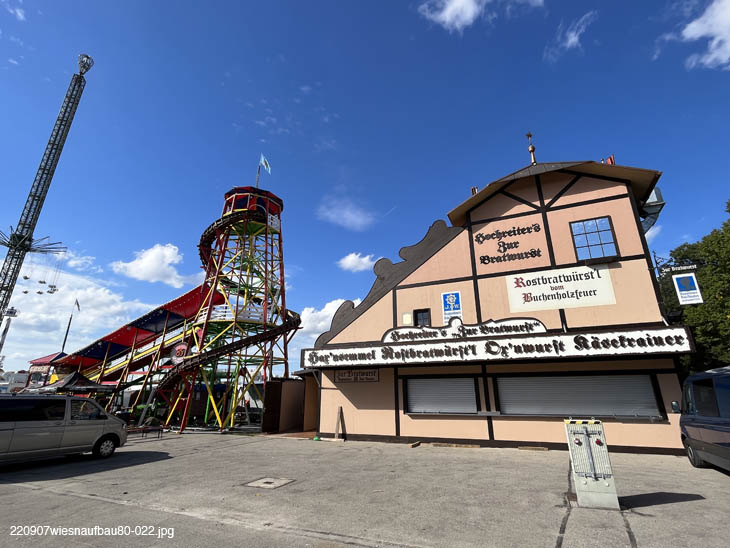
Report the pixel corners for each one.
[0,55,93,351]
[158,186,298,432]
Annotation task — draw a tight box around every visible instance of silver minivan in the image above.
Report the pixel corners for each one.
[0,394,127,463]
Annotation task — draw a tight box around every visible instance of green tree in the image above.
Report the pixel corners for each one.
[657,200,730,376]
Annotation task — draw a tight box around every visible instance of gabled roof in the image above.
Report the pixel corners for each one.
[314,159,663,350]
[447,161,662,226]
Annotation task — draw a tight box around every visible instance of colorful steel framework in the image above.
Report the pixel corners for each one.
[40,186,299,433]
[155,186,298,432]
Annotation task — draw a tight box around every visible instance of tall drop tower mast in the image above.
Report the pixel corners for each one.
[0,54,94,323]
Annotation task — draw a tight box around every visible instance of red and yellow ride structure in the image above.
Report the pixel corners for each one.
[44,186,300,432]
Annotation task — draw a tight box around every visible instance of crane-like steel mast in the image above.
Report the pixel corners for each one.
[0,54,93,322]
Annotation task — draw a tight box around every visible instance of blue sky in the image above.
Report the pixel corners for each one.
[1,0,729,372]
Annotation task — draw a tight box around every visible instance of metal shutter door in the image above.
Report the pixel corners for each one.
[497,375,660,417]
[406,378,477,414]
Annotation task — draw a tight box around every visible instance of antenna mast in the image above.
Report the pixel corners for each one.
[0,54,93,320]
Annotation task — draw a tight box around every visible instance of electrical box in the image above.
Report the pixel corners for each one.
[564,419,620,510]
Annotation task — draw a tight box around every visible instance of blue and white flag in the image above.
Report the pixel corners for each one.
[259,154,271,174]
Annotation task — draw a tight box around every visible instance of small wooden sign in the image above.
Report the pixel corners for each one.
[334,369,379,383]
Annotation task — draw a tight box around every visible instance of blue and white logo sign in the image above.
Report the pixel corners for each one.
[441,291,462,323]
[672,272,703,305]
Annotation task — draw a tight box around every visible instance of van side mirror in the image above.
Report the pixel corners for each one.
[671,401,681,413]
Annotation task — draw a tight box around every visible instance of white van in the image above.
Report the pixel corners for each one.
[0,394,127,463]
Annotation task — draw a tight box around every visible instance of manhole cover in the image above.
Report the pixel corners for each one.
[245,477,295,489]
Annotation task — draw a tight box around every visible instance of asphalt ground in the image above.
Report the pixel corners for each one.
[0,433,728,548]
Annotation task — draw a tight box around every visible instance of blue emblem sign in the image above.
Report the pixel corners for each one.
[672,272,703,305]
[441,291,462,324]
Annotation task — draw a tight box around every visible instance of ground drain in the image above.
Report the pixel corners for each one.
[245,477,295,489]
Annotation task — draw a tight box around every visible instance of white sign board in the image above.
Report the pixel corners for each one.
[268,213,281,231]
[506,265,616,313]
[170,343,189,365]
[672,273,703,305]
[383,317,546,344]
[303,326,691,368]
[441,291,462,324]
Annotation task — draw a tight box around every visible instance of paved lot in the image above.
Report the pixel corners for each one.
[1,433,728,547]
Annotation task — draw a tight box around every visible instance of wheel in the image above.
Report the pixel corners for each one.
[684,439,706,468]
[92,436,117,459]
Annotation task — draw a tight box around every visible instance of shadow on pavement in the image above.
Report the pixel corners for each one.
[0,450,171,482]
[620,491,705,509]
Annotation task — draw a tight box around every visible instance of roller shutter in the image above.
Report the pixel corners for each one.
[406,377,478,414]
[497,375,660,418]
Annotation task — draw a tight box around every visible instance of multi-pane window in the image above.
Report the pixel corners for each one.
[414,309,431,327]
[570,216,618,260]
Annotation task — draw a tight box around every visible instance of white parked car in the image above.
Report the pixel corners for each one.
[0,394,127,462]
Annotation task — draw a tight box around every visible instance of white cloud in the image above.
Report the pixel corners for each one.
[653,32,677,61]
[300,299,358,342]
[2,264,154,372]
[254,115,277,128]
[61,250,102,273]
[317,196,375,231]
[337,252,378,272]
[314,138,338,152]
[543,11,598,63]
[671,0,701,18]
[651,1,700,60]
[3,3,25,21]
[8,58,18,65]
[645,224,663,244]
[299,84,312,94]
[286,298,362,371]
[681,0,730,69]
[419,0,491,32]
[110,243,195,288]
[418,0,542,32]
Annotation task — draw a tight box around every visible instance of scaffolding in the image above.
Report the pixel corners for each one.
[92,186,299,432]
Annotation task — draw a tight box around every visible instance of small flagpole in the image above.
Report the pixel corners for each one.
[256,163,261,189]
[61,302,76,353]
